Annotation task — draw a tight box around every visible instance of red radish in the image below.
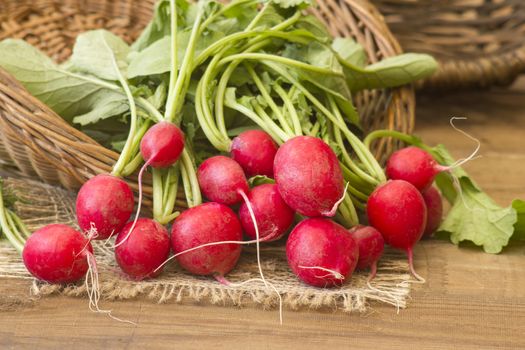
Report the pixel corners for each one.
[348,225,384,281]
[171,202,243,277]
[238,184,295,242]
[76,174,134,239]
[230,130,278,177]
[286,218,359,288]
[140,121,185,168]
[197,155,249,205]
[422,186,443,237]
[367,180,427,280]
[116,122,185,247]
[274,136,344,217]
[386,146,447,191]
[114,218,171,280]
[22,224,93,283]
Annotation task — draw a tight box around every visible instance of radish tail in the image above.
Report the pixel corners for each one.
[321,182,349,217]
[214,274,231,286]
[407,248,426,283]
[111,160,150,249]
[85,252,136,324]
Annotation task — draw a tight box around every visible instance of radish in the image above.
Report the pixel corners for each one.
[274,136,345,217]
[348,225,384,281]
[230,130,278,177]
[286,218,359,287]
[171,202,243,278]
[114,218,171,280]
[367,179,427,280]
[238,184,295,242]
[22,224,93,283]
[197,155,249,205]
[385,146,446,191]
[76,174,134,239]
[422,186,443,237]
[116,122,185,247]
[140,121,185,168]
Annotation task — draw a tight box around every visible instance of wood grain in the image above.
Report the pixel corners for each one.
[1,78,525,349]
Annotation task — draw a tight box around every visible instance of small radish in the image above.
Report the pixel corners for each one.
[348,225,384,281]
[385,146,446,191]
[117,122,185,247]
[22,224,93,283]
[171,202,243,278]
[286,218,359,288]
[422,186,443,237]
[114,218,171,280]
[197,155,249,205]
[230,130,278,177]
[367,180,427,280]
[76,174,134,239]
[140,121,185,168]
[274,136,344,217]
[238,184,295,242]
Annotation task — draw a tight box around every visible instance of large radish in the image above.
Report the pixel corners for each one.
[76,174,134,239]
[286,218,359,287]
[170,202,242,278]
[230,130,278,178]
[238,184,295,242]
[367,180,427,280]
[23,224,93,283]
[274,136,344,217]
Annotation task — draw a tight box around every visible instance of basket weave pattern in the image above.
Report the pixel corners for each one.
[0,0,415,205]
[375,0,525,90]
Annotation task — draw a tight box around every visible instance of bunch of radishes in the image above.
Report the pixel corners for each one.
[22,125,444,289]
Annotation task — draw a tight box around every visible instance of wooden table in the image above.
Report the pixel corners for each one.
[1,79,524,349]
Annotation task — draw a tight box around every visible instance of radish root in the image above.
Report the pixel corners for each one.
[85,252,136,325]
[110,159,151,250]
[322,182,349,217]
[406,248,426,283]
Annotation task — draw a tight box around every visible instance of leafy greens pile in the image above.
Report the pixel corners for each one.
[1,0,520,253]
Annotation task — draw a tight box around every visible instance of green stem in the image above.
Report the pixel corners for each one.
[273,83,302,136]
[180,149,202,208]
[137,98,164,122]
[252,103,289,143]
[164,0,179,122]
[245,64,294,136]
[218,53,344,77]
[152,168,164,221]
[0,184,24,253]
[364,129,430,152]
[110,67,139,177]
[166,5,204,123]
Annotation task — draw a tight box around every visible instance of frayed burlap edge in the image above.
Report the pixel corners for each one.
[0,178,413,313]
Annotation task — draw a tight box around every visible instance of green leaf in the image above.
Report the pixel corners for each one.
[73,94,129,125]
[339,53,438,92]
[0,39,128,124]
[127,29,225,79]
[332,37,366,68]
[432,145,519,253]
[512,199,525,241]
[438,177,517,254]
[128,36,178,78]
[131,0,191,51]
[69,30,131,81]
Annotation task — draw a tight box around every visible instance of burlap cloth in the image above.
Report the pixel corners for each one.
[0,178,413,312]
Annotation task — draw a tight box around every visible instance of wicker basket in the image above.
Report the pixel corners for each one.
[375,0,525,90]
[0,0,415,206]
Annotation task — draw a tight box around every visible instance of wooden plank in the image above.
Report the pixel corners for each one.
[1,79,524,349]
